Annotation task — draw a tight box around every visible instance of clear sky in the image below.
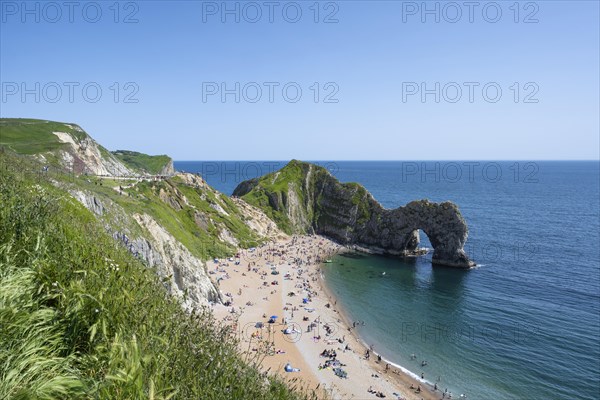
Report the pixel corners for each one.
[1,0,598,160]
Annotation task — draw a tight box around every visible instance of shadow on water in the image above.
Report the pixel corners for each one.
[339,252,369,260]
[431,266,470,291]
[428,265,471,313]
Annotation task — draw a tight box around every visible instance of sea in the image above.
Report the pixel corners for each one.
[175,160,600,400]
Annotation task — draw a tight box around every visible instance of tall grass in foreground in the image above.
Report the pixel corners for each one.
[0,153,319,399]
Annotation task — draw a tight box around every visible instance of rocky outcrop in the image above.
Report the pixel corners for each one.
[6,120,172,177]
[234,160,475,268]
[132,213,221,306]
[71,190,106,216]
[71,189,221,308]
[230,197,287,241]
[158,159,176,176]
[52,130,135,176]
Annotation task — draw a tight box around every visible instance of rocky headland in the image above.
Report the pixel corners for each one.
[233,160,475,268]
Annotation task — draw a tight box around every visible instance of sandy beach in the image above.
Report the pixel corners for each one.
[213,235,444,400]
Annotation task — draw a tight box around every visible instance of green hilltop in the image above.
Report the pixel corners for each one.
[233,159,373,235]
[112,150,173,175]
[0,118,173,176]
[0,118,87,154]
[0,119,269,261]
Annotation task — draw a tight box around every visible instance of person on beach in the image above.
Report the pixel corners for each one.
[284,363,300,372]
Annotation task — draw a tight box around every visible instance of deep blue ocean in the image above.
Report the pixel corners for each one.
[175,161,600,400]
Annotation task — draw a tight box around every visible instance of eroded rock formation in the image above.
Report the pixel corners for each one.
[234,160,475,268]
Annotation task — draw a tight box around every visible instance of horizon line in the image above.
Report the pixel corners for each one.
[174,159,600,162]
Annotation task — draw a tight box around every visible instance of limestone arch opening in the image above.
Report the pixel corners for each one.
[407,228,436,257]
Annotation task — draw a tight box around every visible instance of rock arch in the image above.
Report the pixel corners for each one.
[319,197,475,268]
[385,200,475,268]
[234,161,475,268]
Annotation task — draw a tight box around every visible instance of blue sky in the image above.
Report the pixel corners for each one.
[1,0,598,160]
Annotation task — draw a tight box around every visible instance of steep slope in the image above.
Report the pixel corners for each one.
[234,160,475,268]
[0,152,312,400]
[65,171,284,308]
[1,118,285,310]
[0,118,173,177]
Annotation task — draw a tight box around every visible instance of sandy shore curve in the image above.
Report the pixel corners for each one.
[213,235,443,400]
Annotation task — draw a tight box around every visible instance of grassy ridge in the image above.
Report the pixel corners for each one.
[0,153,315,400]
[236,160,372,235]
[237,160,312,234]
[111,150,172,175]
[0,119,172,176]
[0,118,85,154]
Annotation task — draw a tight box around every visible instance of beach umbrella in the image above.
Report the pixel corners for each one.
[255,322,264,328]
[270,315,278,319]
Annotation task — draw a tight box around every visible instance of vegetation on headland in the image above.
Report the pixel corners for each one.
[0,118,85,154]
[0,151,317,399]
[0,118,172,176]
[0,118,265,260]
[111,150,172,175]
[236,160,310,233]
[234,159,374,235]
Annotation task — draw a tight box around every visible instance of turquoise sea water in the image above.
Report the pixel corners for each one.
[176,161,600,400]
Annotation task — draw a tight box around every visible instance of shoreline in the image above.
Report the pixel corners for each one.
[213,235,441,400]
[317,261,441,400]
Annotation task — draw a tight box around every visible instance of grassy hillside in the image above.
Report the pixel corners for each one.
[0,152,315,400]
[0,117,269,268]
[0,118,86,154]
[0,119,171,176]
[68,170,264,260]
[234,160,315,234]
[111,150,172,175]
[234,160,372,235]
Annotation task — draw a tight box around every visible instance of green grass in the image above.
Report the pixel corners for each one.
[0,152,318,400]
[111,150,172,175]
[0,118,87,154]
[238,160,312,234]
[237,160,378,234]
[0,119,171,177]
[52,161,266,260]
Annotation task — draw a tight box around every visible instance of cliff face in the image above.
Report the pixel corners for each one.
[234,160,475,268]
[70,189,221,307]
[67,172,286,308]
[50,129,136,176]
[0,119,173,177]
[159,159,176,176]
